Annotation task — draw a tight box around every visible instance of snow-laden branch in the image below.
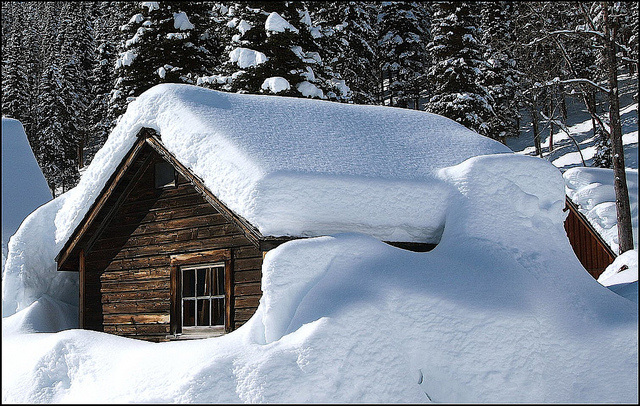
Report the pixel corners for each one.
[545,78,610,94]
[549,29,605,40]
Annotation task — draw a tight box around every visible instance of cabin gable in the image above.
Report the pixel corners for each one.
[58,137,263,342]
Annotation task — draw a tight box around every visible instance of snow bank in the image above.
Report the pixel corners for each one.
[564,167,638,252]
[2,196,78,317]
[2,152,636,403]
[598,250,638,303]
[2,295,77,335]
[1,118,52,247]
[1,118,52,273]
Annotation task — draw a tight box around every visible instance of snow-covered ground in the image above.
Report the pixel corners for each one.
[2,82,638,403]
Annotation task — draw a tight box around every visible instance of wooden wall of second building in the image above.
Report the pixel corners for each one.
[564,202,616,279]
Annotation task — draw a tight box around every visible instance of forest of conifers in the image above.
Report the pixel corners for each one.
[2,2,638,196]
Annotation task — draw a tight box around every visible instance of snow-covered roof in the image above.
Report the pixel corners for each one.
[55,84,510,247]
[564,167,638,253]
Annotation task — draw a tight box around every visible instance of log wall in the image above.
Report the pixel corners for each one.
[82,146,263,341]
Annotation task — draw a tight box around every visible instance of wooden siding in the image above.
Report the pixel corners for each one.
[81,145,263,342]
[564,199,616,279]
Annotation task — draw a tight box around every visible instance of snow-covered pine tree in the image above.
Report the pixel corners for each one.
[85,2,130,166]
[36,63,72,196]
[377,1,430,109]
[425,1,495,138]
[311,1,379,104]
[110,1,218,120]
[480,1,520,142]
[58,1,94,176]
[593,126,613,168]
[201,2,342,101]
[1,6,29,123]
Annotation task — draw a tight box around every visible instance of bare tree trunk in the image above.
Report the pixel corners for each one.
[604,2,634,253]
[588,91,597,137]
[531,96,542,157]
[548,93,554,153]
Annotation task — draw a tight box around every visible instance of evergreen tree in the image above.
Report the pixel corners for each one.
[425,1,495,138]
[85,2,127,165]
[1,8,29,122]
[110,1,218,120]
[377,1,430,109]
[202,2,341,100]
[480,1,520,142]
[593,127,612,168]
[312,1,379,104]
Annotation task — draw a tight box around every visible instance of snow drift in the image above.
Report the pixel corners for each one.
[1,118,52,270]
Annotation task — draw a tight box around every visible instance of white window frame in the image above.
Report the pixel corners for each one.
[180,262,226,334]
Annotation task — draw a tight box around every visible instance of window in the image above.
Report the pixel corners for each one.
[181,263,225,330]
[170,249,232,338]
[155,161,176,188]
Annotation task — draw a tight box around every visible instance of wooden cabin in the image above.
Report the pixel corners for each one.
[563,197,617,279]
[56,128,435,342]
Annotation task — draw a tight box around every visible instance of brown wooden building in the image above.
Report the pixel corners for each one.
[563,197,617,279]
[56,128,435,342]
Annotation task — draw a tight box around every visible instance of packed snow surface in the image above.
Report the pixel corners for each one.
[2,152,637,403]
[1,118,52,271]
[564,167,638,252]
[598,250,638,303]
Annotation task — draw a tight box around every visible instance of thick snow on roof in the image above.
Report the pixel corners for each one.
[564,167,638,252]
[54,84,510,246]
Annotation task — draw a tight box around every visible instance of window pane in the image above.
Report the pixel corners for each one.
[212,298,224,326]
[197,268,210,296]
[214,266,225,296]
[155,161,175,188]
[183,300,195,327]
[182,269,195,298]
[197,299,210,326]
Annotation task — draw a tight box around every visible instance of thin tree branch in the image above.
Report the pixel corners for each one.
[545,77,610,94]
[539,110,587,167]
